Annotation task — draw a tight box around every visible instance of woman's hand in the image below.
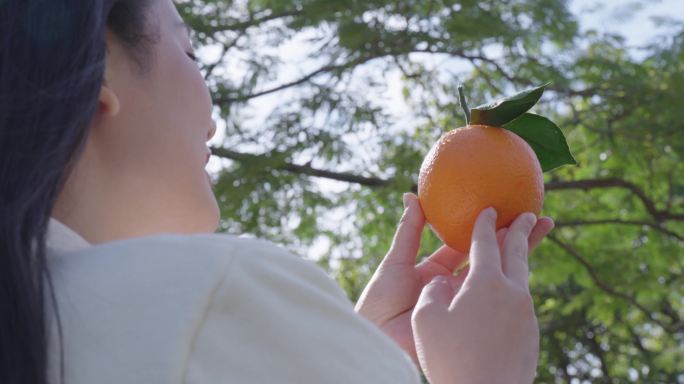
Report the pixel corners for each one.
[412,208,543,384]
[354,193,553,364]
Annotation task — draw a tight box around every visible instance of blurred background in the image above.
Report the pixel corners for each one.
[178,0,684,382]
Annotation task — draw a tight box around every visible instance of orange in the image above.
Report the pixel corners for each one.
[417,124,544,253]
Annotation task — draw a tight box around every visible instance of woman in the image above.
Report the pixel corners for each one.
[0,1,555,383]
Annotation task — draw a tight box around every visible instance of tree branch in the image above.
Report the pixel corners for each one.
[555,219,683,241]
[211,46,596,105]
[214,54,387,104]
[211,147,391,187]
[546,178,683,223]
[547,234,682,333]
[201,9,305,34]
[211,148,684,224]
[408,47,596,97]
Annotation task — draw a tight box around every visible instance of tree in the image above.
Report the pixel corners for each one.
[177,0,684,381]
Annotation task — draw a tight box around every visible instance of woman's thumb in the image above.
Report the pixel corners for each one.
[413,275,454,318]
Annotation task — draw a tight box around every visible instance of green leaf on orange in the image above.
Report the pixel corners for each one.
[470,83,549,127]
[503,113,577,172]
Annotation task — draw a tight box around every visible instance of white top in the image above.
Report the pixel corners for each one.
[45,218,421,383]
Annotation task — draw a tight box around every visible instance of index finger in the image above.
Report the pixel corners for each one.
[469,207,503,274]
[501,213,537,288]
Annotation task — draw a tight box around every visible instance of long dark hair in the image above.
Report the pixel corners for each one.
[0,1,153,383]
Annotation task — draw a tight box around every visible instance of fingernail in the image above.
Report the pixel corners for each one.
[485,207,497,220]
[403,193,410,210]
[523,213,538,227]
[432,275,448,284]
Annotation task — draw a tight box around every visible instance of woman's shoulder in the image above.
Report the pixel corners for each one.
[48,232,326,302]
[47,233,420,384]
[47,233,351,382]
[48,231,351,321]
[51,232,292,274]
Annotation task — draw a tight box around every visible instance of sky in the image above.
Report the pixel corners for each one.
[570,0,684,49]
[203,0,684,258]
[206,0,684,163]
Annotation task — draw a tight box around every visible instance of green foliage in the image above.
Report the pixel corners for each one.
[504,113,577,171]
[178,0,684,381]
[464,82,577,172]
[470,83,547,127]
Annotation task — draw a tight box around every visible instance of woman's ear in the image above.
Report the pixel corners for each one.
[99,30,123,118]
[98,81,121,117]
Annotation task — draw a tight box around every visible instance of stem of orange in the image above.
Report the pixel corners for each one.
[458,85,470,125]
